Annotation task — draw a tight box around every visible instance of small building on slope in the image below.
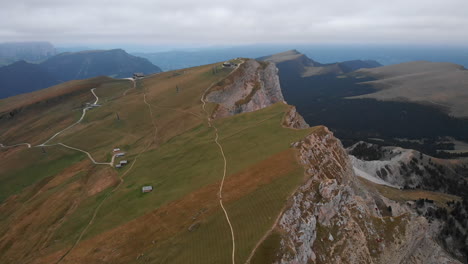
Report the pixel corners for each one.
[142,186,153,193]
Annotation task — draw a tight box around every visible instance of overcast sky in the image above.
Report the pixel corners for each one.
[1,0,468,46]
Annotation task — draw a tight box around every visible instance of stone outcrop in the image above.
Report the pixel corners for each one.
[283,106,309,129]
[274,127,459,264]
[205,59,284,118]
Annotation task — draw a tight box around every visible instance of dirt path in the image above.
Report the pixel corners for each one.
[1,87,118,166]
[201,88,236,264]
[58,143,115,166]
[201,94,236,264]
[0,143,31,149]
[122,78,136,96]
[198,61,246,264]
[55,79,159,264]
[39,88,98,147]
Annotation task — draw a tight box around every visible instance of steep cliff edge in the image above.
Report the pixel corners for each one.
[205,59,284,118]
[282,106,309,129]
[253,127,459,263]
[203,58,459,263]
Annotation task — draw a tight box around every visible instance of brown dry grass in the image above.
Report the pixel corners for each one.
[30,149,300,264]
[359,177,460,208]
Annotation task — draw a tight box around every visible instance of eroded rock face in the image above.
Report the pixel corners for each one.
[205,59,284,118]
[274,127,460,264]
[283,106,309,129]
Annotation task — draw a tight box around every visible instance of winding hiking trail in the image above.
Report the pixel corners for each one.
[55,78,159,264]
[39,88,99,147]
[1,86,119,166]
[198,61,247,264]
[201,87,236,264]
[122,77,136,95]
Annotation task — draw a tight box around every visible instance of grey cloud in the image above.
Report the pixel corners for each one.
[0,0,467,45]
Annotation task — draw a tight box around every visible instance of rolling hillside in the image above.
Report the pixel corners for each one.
[0,58,463,263]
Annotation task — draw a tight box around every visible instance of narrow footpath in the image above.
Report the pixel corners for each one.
[201,86,236,264]
[55,78,159,264]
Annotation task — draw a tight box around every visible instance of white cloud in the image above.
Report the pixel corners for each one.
[0,0,467,45]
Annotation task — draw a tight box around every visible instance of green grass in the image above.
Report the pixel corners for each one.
[141,160,304,264]
[250,231,282,264]
[359,177,461,208]
[63,103,312,259]
[0,60,319,263]
[49,187,115,248]
[228,169,303,263]
[0,147,84,202]
[218,103,314,176]
[51,102,312,252]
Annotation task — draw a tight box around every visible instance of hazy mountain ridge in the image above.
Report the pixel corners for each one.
[41,49,162,81]
[134,45,468,72]
[0,49,162,99]
[260,49,382,77]
[0,60,59,99]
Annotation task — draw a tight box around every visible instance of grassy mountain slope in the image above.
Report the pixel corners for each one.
[0,60,314,263]
[0,58,461,264]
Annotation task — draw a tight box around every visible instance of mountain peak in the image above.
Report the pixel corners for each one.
[259,49,306,63]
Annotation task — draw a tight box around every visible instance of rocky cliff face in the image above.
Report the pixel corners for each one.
[272,127,459,264]
[282,106,309,129]
[204,58,459,263]
[204,59,459,263]
[205,59,284,118]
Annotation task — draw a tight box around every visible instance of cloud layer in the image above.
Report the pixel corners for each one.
[1,0,467,45]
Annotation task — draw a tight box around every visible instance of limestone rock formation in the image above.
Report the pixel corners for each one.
[283,106,309,129]
[205,59,284,118]
[273,127,459,264]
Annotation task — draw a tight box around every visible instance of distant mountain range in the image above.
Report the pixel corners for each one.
[0,49,162,99]
[262,50,468,156]
[0,60,59,99]
[41,49,161,81]
[134,44,468,71]
[259,49,381,76]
